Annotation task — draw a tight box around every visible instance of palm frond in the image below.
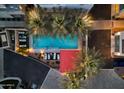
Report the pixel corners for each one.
[62,49,105,89]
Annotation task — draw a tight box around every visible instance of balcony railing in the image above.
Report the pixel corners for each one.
[92,20,112,30]
[0,21,26,28]
[93,20,124,31]
[113,20,124,29]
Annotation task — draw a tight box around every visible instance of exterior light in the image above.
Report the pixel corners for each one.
[115,32,121,35]
[114,52,121,56]
[61,72,67,76]
[40,49,45,54]
[28,48,34,53]
[40,49,45,59]
[15,47,19,51]
[34,30,37,35]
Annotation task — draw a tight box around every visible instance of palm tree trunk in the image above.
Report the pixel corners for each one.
[85,29,88,56]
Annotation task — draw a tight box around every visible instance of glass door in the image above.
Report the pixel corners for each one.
[114,31,124,56]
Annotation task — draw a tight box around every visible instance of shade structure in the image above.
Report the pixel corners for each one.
[2,49,62,89]
[59,49,79,73]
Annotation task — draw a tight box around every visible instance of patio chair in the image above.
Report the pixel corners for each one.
[0,77,22,89]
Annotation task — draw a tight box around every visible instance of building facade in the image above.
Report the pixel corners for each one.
[0,4,29,51]
[89,4,124,68]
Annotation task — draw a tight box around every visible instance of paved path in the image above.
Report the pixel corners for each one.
[83,69,124,89]
[41,69,124,89]
[41,69,62,89]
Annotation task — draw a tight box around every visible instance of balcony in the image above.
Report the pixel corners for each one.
[93,20,124,32]
[92,20,112,30]
[0,21,26,28]
[112,20,124,32]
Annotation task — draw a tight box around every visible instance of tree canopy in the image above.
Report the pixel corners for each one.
[20,5,93,38]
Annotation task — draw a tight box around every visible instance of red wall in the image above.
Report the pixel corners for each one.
[59,50,79,73]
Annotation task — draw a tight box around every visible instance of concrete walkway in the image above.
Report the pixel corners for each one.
[41,69,62,89]
[41,69,124,89]
[83,69,124,89]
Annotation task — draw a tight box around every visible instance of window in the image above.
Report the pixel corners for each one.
[115,4,119,14]
[120,4,124,11]
[114,32,124,56]
[18,31,29,48]
[0,32,9,48]
[7,30,15,50]
[115,35,120,52]
[122,40,124,53]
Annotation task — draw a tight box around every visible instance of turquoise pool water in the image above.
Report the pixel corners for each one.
[32,36,78,49]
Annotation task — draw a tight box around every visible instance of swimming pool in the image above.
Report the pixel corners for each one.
[32,35,78,49]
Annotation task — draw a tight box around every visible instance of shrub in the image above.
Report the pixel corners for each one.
[62,49,104,89]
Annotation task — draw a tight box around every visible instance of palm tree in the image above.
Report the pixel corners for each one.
[62,49,104,89]
[19,4,35,13]
[20,5,92,36]
[51,8,85,38]
[19,4,52,37]
[76,49,104,79]
[27,7,49,36]
[74,15,93,55]
[52,14,68,38]
[51,7,76,38]
[20,5,90,37]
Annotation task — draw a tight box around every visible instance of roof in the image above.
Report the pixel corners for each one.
[0,9,25,28]
[0,4,19,11]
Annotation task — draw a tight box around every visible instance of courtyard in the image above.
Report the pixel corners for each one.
[0,4,124,89]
